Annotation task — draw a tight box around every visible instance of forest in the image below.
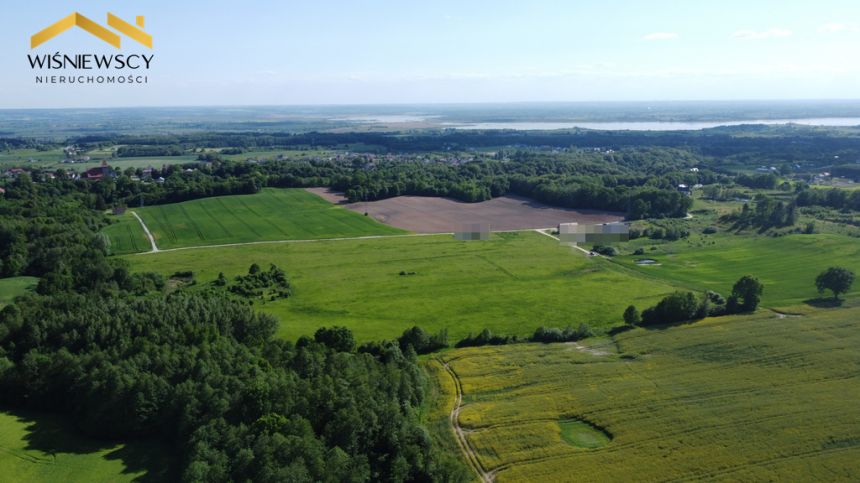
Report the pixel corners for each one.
[6,125,860,220]
[37,123,860,164]
[0,179,469,482]
[19,146,703,219]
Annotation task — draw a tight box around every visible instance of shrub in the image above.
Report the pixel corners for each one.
[456,329,516,348]
[531,323,594,343]
[314,326,356,353]
[397,326,448,354]
[648,228,665,240]
[640,292,699,326]
[703,226,718,234]
[592,245,619,256]
[706,290,726,305]
[228,263,291,299]
[728,275,764,313]
[623,305,641,325]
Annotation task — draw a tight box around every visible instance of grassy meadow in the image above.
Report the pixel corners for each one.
[0,148,198,171]
[614,233,860,306]
[125,231,679,342]
[101,214,152,255]
[0,276,38,306]
[440,301,860,482]
[102,188,405,252]
[0,410,170,482]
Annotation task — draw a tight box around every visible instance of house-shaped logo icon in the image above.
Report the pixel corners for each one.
[31,13,152,49]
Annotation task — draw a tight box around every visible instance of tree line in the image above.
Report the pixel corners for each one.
[19,145,705,219]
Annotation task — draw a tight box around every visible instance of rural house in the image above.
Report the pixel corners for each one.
[82,161,117,181]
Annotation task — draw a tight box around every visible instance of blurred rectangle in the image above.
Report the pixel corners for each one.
[455,223,490,241]
[558,222,628,245]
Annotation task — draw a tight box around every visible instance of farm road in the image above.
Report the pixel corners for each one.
[439,360,495,483]
[130,211,159,253]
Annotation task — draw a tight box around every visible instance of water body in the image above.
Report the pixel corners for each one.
[443,117,860,131]
[331,115,439,123]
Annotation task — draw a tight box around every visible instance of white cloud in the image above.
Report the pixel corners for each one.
[818,23,858,33]
[642,32,679,41]
[732,28,793,40]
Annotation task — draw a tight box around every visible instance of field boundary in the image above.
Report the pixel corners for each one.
[130,211,159,253]
[134,228,562,255]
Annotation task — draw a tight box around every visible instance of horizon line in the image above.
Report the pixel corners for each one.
[3,98,860,111]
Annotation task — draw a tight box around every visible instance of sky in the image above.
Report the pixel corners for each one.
[1,0,859,108]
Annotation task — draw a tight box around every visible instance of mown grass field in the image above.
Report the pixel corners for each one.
[125,231,679,342]
[102,188,406,252]
[101,214,152,255]
[0,276,38,306]
[0,409,169,482]
[440,301,860,482]
[614,233,860,306]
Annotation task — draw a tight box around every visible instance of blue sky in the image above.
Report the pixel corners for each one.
[1,0,859,108]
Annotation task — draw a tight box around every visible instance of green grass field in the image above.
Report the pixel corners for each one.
[614,233,860,306]
[125,231,679,342]
[101,214,152,255]
[440,301,860,481]
[0,149,65,166]
[0,276,38,306]
[0,409,169,482]
[102,188,406,252]
[0,148,198,171]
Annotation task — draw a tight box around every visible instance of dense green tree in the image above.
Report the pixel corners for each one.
[397,326,448,355]
[816,267,855,300]
[623,305,641,325]
[314,326,356,353]
[730,275,764,313]
[640,292,700,326]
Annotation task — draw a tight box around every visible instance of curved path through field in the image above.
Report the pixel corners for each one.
[439,359,495,483]
[130,211,159,253]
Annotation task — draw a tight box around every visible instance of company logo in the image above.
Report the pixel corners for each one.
[31,12,152,49]
[27,11,154,86]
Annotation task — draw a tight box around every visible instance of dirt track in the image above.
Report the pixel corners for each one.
[439,360,495,483]
[306,188,624,233]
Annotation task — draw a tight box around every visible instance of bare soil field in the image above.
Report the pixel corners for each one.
[306,188,624,233]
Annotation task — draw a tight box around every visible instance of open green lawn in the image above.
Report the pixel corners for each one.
[101,214,151,255]
[0,276,38,306]
[614,233,860,306]
[103,188,405,252]
[0,409,170,482]
[219,148,335,161]
[439,301,860,481]
[0,149,65,166]
[0,149,197,171]
[125,231,679,342]
[558,420,610,449]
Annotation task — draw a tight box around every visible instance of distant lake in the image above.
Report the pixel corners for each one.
[442,118,860,131]
[331,115,440,123]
